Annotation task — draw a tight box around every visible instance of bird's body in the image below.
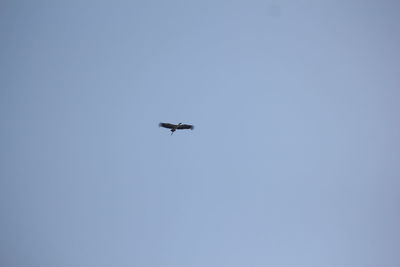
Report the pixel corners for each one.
[159,122,194,135]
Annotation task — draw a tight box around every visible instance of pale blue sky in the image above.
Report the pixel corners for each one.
[1,1,400,266]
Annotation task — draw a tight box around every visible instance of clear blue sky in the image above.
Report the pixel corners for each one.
[1,1,400,266]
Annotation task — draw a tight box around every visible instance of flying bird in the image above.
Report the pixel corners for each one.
[159,122,194,135]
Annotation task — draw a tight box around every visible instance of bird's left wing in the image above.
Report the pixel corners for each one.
[159,123,175,129]
[177,124,194,130]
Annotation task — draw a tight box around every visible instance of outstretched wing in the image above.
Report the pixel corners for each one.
[159,122,176,129]
[177,124,194,130]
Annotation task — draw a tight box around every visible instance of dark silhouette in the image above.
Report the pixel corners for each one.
[159,122,194,135]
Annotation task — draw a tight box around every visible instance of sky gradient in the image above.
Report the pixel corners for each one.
[1,1,400,266]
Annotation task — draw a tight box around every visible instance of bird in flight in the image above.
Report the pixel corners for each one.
[159,122,194,135]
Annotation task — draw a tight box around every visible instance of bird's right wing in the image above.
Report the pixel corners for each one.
[159,123,176,129]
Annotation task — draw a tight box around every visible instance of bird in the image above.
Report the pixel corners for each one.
[159,122,194,135]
